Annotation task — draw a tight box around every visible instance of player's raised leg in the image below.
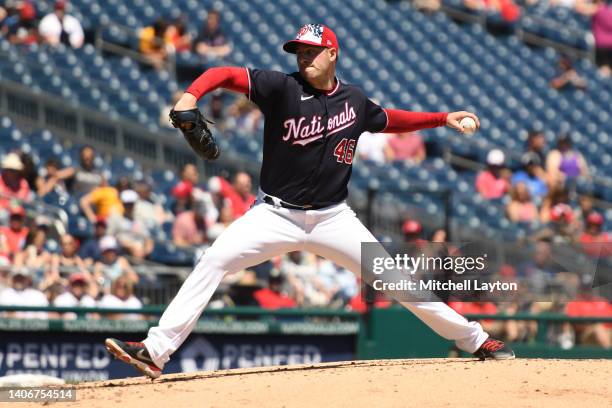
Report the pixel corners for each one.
[303,203,514,359]
[106,202,306,378]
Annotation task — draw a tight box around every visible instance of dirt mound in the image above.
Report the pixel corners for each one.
[23,359,612,407]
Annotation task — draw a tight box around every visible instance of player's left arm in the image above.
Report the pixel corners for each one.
[382,109,480,134]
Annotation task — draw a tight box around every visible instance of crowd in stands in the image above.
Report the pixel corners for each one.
[139,8,231,70]
[473,129,611,253]
[0,1,83,48]
[0,141,366,321]
[0,2,610,350]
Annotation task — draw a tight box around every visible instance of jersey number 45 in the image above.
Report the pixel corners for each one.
[334,138,356,164]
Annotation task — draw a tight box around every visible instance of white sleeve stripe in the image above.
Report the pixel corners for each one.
[382,108,389,133]
[246,67,252,100]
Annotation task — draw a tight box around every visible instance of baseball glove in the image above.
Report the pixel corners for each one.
[169,108,220,161]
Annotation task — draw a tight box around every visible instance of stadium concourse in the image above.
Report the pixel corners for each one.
[0,0,611,352]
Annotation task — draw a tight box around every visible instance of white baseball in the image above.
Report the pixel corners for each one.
[460,117,477,134]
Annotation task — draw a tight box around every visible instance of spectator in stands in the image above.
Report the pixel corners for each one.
[140,18,169,70]
[0,269,48,319]
[80,176,123,223]
[578,0,612,76]
[164,16,192,53]
[53,273,97,320]
[6,1,38,46]
[575,195,595,226]
[79,216,107,266]
[18,152,37,192]
[356,131,389,165]
[537,203,579,243]
[207,203,234,241]
[134,181,170,231]
[225,98,262,135]
[384,131,426,164]
[506,183,539,224]
[511,152,548,199]
[49,234,89,281]
[67,145,103,195]
[565,285,611,348]
[413,0,442,12]
[550,56,587,90]
[114,176,132,194]
[546,134,590,189]
[0,152,31,212]
[0,3,6,27]
[98,275,143,320]
[523,130,547,178]
[579,212,612,257]
[194,9,232,59]
[175,163,218,223]
[464,0,521,24]
[0,206,29,261]
[208,94,225,125]
[172,200,208,248]
[517,240,557,293]
[13,216,54,272]
[36,158,71,198]
[93,236,138,295]
[107,189,153,260]
[253,271,296,309]
[402,218,426,244]
[38,1,84,49]
[476,149,510,199]
[313,257,352,307]
[171,180,194,215]
[0,255,10,292]
[208,172,255,220]
[281,251,331,306]
[539,183,571,224]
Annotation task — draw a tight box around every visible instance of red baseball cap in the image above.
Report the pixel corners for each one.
[9,206,26,217]
[402,219,422,235]
[550,203,573,223]
[172,181,193,199]
[586,212,604,226]
[283,24,339,54]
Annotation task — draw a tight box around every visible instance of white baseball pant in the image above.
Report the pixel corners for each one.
[143,194,488,369]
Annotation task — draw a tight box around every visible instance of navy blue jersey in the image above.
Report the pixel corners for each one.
[247,68,387,207]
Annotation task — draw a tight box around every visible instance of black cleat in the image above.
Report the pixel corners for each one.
[473,338,515,360]
[105,338,162,379]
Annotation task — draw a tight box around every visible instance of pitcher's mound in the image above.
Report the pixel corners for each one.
[45,359,612,407]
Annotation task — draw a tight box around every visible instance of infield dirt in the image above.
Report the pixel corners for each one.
[22,358,612,407]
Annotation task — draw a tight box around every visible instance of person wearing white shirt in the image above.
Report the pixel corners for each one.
[53,273,97,319]
[0,270,48,319]
[38,1,84,49]
[355,131,390,165]
[98,276,143,320]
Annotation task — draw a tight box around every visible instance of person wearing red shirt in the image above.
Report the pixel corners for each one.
[384,131,426,164]
[0,206,29,260]
[0,153,31,211]
[208,172,255,219]
[253,273,296,309]
[476,149,510,200]
[565,288,611,348]
[579,212,612,258]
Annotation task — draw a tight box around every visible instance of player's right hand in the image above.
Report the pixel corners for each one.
[446,111,480,133]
